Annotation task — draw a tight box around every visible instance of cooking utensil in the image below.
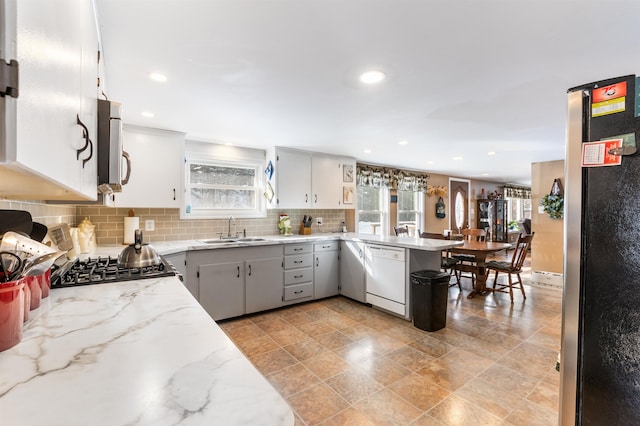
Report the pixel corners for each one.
[30,222,48,242]
[20,251,66,278]
[117,229,161,268]
[0,231,56,257]
[0,210,33,236]
[0,252,23,282]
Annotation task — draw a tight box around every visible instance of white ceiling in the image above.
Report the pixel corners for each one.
[94,0,640,186]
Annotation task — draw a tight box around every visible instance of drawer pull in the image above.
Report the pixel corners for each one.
[322,245,331,248]
[294,274,303,279]
[294,260,303,264]
[294,248,303,251]
[294,290,303,294]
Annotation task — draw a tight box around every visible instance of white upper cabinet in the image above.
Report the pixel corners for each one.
[112,125,185,208]
[0,0,99,200]
[269,147,355,210]
[272,148,312,209]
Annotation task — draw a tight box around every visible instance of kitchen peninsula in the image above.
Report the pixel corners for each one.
[0,234,460,425]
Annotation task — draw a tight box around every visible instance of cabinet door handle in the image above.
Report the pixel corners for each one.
[237,266,240,278]
[294,290,303,294]
[248,264,252,276]
[305,194,308,203]
[316,257,319,267]
[294,274,303,279]
[173,188,176,200]
[359,249,363,258]
[76,115,93,168]
[314,194,317,203]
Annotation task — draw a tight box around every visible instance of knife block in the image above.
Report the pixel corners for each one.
[299,224,312,235]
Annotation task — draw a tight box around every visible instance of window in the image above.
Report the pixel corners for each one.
[357,186,388,235]
[397,190,423,236]
[184,157,265,218]
[506,197,532,225]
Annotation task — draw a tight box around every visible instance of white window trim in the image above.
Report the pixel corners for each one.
[356,186,389,235]
[397,190,423,234]
[181,154,266,219]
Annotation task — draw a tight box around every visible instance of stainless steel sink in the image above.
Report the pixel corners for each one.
[200,237,266,244]
[200,239,238,244]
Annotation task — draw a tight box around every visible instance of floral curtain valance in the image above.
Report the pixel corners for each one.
[503,185,531,199]
[356,163,429,192]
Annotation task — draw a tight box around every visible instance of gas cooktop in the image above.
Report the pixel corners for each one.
[51,255,180,288]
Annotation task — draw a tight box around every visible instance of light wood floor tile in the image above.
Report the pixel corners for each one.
[288,383,349,426]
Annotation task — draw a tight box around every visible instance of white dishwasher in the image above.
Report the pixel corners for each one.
[365,244,407,317]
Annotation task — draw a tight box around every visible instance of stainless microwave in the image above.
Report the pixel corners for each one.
[97,99,130,193]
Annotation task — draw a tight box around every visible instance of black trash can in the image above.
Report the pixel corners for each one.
[410,270,450,332]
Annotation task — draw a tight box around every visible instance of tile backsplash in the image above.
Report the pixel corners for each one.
[0,200,75,226]
[76,207,347,246]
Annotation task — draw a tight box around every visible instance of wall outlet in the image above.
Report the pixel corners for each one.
[145,219,155,231]
[316,217,323,226]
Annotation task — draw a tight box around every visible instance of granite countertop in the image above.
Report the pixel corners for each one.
[0,276,294,426]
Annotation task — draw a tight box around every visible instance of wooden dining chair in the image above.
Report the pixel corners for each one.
[394,225,410,237]
[486,232,534,302]
[419,232,461,291]
[451,228,487,287]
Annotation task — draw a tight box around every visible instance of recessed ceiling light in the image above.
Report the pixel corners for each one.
[488,151,496,156]
[141,111,154,118]
[364,149,372,154]
[359,70,386,84]
[398,140,408,145]
[224,142,233,146]
[149,72,167,82]
[453,156,463,160]
[482,173,489,176]
[427,161,434,165]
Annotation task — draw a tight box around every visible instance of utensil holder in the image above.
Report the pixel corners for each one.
[0,280,24,352]
[299,225,311,235]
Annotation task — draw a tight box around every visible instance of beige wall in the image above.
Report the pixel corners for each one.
[531,160,564,274]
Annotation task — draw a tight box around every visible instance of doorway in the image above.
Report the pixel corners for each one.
[449,179,470,233]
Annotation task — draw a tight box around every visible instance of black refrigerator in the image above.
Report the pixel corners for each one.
[561,74,640,424]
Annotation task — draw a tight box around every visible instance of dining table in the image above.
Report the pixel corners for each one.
[450,240,512,298]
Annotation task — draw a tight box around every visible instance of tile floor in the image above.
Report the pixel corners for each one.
[220,256,562,425]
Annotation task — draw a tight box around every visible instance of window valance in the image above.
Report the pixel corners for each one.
[503,185,531,199]
[356,163,429,192]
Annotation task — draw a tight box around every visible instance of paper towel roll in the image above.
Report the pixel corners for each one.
[124,217,140,244]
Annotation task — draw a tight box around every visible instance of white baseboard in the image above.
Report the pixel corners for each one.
[529,271,563,289]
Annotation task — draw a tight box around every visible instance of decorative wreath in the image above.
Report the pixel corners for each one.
[541,178,564,220]
[541,194,564,219]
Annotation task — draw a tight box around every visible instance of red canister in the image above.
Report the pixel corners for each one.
[22,281,30,322]
[0,280,25,352]
[25,275,41,310]
[39,269,51,299]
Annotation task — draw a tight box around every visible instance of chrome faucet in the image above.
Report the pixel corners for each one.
[228,216,235,238]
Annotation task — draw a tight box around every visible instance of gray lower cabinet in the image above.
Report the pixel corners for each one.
[199,261,244,321]
[188,245,284,321]
[163,252,194,296]
[314,241,340,299]
[245,257,285,314]
[283,243,314,304]
[339,240,366,302]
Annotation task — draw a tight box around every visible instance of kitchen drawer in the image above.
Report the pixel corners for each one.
[284,253,313,269]
[284,267,313,285]
[314,241,339,252]
[284,282,313,301]
[284,243,312,255]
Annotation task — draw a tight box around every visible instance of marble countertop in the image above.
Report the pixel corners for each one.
[122,233,463,257]
[0,276,294,425]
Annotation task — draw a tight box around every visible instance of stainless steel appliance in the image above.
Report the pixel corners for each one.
[51,255,179,288]
[562,74,640,424]
[97,99,130,193]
